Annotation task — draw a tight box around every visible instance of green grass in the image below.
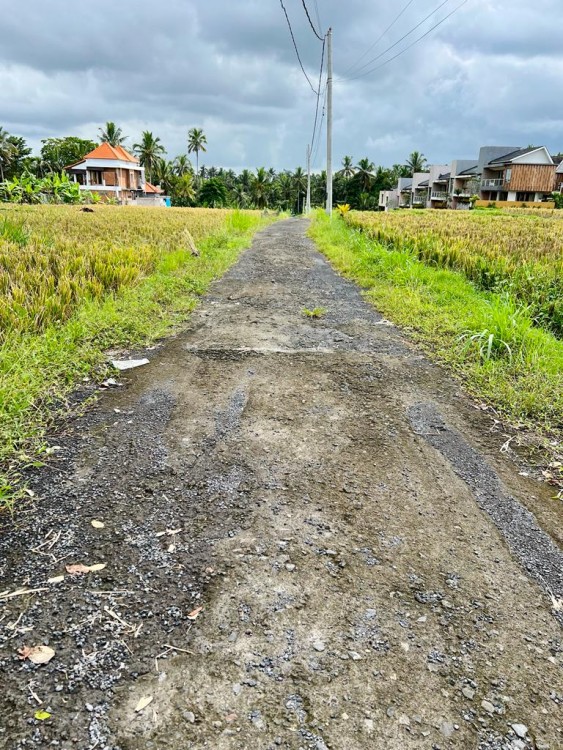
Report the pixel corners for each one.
[0,211,273,509]
[302,306,327,319]
[309,211,563,434]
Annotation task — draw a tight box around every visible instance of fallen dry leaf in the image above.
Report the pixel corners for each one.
[187,606,203,621]
[66,564,91,576]
[47,575,64,584]
[91,520,105,529]
[134,695,153,713]
[18,645,55,665]
[66,563,107,576]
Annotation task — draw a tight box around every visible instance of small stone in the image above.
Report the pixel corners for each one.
[85,704,94,713]
[349,651,362,661]
[398,714,410,727]
[481,700,495,714]
[285,564,296,572]
[313,641,326,652]
[364,719,374,732]
[184,711,195,724]
[513,741,526,750]
[511,724,528,739]
[341,712,349,720]
[232,684,242,696]
[462,687,475,700]
[441,722,455,738]
[386,707,395,718]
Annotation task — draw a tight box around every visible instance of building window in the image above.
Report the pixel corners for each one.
[505,168,512,183]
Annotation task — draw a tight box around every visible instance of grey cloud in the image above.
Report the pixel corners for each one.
[0,0,562,171]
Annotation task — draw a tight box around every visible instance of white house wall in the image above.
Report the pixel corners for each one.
[511,148,553,165]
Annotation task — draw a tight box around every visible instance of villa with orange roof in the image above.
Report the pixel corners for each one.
[65,143,164,205]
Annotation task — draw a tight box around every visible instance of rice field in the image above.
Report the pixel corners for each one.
[0,205,270,503]
[0,205,246,337]
[345,210,563,337]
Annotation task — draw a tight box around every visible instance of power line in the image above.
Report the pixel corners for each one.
[312,85,328,168]
[344,0,470,81]
[337,0,450,82]
[310,36,326,152]
[342,0,416,77]
[313,0,322,35]
[279,0,318,94]
[300,0,324,41]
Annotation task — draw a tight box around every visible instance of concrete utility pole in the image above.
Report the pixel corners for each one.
[306,144,311,214]
[326,27,333,216]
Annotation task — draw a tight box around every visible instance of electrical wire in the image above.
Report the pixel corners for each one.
[300,0,324,41]
[342,0,416,77]
[279,0,319,94]
[336,0,450,82]
[312,85,328,168]
[343,0,469,81]
[310,36,326,153]
[313,0,322,35]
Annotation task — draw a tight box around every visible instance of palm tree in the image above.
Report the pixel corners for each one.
[187,128,207,182]
[0,127,16,182]
[98,122,126,146]
[277,172,294,211]
[172,173,195,206]
[405,151,427,176]
[172,154,192,176]
[152,158,175,194]
[293,166,307,213]
[133,131,165,183]
[339,155,355,178]
[250,167,271,209]
[356,158,375,192]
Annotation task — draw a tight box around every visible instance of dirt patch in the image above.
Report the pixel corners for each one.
[1,219,561,750]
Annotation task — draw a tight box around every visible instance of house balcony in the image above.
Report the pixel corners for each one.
[412,195,426,205]
[481,178,506,190]
[430,191,448,201]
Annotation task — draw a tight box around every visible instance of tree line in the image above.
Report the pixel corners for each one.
[0,122,428,210]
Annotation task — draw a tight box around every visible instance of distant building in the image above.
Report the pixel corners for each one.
[65,143,166,205]
[380,145,557,210]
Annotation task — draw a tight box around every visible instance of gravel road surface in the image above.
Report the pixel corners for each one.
[1,218,561,750]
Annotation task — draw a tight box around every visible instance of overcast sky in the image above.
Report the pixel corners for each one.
[1,0,562,172]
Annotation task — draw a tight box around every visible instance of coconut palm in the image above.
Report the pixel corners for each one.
[187,128,207,182]
[339,155,355,178]
[152,158,175,194]
[293,166,307,213]
[172,173,195,206]
[172,154,192,176]
[98,122,126,146]
[356,158,375,192]
[133,131,165,182]
[405,151,427,176]
[250,167,271,209]
[0,127,16,182]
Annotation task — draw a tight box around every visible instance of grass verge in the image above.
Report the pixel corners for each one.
[309,211,563,435]
[0,210,274,508]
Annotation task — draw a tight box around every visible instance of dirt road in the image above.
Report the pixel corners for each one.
[1,219,562,750]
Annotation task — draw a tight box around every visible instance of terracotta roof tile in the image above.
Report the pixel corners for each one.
[144,181,163,194]
[82,143,139,163]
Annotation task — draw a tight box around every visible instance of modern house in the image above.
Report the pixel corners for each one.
[478,146,556,204]
[65,143,165,205]
[380,145,558,211]
[411,172,430,206]
[378,177,412,210]
[427,164,450,207]
[449,161,480,209]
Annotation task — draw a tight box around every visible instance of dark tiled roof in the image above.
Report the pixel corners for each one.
[488,146,540,164]
[458,165,479,176]
[417,180,429,187]
[437,172,451,181]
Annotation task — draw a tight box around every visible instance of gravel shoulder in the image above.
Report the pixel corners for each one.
[1,218,561,750]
